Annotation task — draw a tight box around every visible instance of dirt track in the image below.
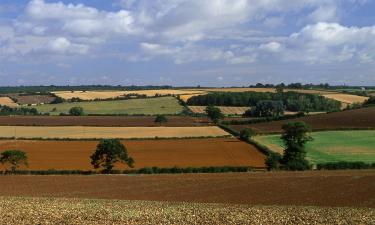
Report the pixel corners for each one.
[231,107,375,133]
[0,170,374,208]
[0,138,265,170]
[0,116,210,126]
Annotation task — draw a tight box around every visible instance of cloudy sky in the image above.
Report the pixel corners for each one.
[0,0,374,86]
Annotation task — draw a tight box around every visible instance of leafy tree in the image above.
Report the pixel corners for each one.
[0,150,28,172]
[90,139,134,173]
[250,100,284,118]
[280,122,312,171]
[154,115,168,126]
[69,106,84,116]
[239,128,256,141]
[51,96,64,104]
[205,106,224,123]
[265,152,282,170]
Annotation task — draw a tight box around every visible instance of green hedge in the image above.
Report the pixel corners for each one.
[0,166,256,175]
[317,161,375,170]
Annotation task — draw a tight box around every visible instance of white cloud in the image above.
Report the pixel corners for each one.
[259,42,282,53]
[47,37,89,54]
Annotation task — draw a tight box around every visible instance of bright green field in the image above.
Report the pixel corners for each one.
[255,130,375,164]
[30,97,184,115]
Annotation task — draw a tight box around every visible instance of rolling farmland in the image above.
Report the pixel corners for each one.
[29,97,184,115]
[0,126,229,139]
[254,130,375,164]
[0,138,265,170]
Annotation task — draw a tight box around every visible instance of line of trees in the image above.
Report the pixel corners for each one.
[0,105,39,116]
[186,91,341,112]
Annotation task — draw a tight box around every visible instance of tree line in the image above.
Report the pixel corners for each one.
[186,91,341,112]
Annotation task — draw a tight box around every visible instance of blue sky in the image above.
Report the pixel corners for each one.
[0,0,374,86]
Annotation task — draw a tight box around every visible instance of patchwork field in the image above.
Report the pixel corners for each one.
[0,97,18,107]
[230,107,375,133]
[0,116,210,126]
[188,106,250,115]
[254,130,375,164]
[0,197,373,225]
[0,126,228,139]
[28,97,184,115]
[0,138,265,170]
[53,90,205,100]
[0,171,373,207]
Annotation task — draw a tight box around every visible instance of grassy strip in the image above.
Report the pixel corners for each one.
[221,112,307,125]
[0,166,260,175]
[317,162,375,170]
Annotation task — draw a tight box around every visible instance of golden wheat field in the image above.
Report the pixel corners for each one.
[0,97,18,107]
[188,106,250,115]
[322,93,369,104]
[0,126,229,139]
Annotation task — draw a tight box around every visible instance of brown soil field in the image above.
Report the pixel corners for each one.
[0,97,18,107]
[54,90,205,100]
[0,197,373,225]
[188,106,250,115]
[6,94,56,105]
[0,115,210,126]
[230,107,375,133]
[0,138,265,170]
[0,126,228,139]
[0,170,374,208]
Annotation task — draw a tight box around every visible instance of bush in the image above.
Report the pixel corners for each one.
[239,128,256,141]
[69,107,84,116]
[265,152,282,170]
[317,161,375,170]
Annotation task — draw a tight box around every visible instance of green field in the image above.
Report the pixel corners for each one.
[30,97,184,115]
[255,130,375,164]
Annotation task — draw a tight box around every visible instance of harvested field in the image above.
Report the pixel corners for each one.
[188,106,250,115]
[0,116,210,127]
[0,97,18,107]
[0,138,265,170]
[0,197,373,225]
[6,94,56,105]
[29,97,184,115]
[0,126,228,139]
[0,171,374,207]
[323,93,368,107]
[230,107,375,134]
[54,90,205,100]
[254,130,375,164]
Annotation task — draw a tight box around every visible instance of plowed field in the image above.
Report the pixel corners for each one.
[0,138,265,170]
[0,116,210,126]
[230,107,375,133]
[0,171,373,208]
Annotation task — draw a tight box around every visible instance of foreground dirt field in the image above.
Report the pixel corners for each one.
[0,138,265,170]
[0,126,228,139]
[0,115,210,126]
[0,171,374,207]
[0,197,373,225]
[230,107,375,133]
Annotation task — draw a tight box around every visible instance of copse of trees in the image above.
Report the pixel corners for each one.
[187,91,341,112]
[0,150,28,172]
[0,105,39,116]
[69,106,84,116]
[90,139,134,173]
[245,100,284,117]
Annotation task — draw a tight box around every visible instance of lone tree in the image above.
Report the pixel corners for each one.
[154,115,168,126]
[0,150,28,172]
[280,122,312,171]
[205,105,224,123]
[90,139,134,173]
[69,106,84,116]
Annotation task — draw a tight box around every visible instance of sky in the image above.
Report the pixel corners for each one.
[0,0,374,86]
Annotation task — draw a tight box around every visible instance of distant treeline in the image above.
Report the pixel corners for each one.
[0,105,39,116]
[0,85,174,94]
[187,92,341,112]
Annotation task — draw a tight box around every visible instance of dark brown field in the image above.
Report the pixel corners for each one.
[5,94,56,105]
[0,115,210,126]
[230,107,375,133]
[0,138,266,170]
[0,170,374,208]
